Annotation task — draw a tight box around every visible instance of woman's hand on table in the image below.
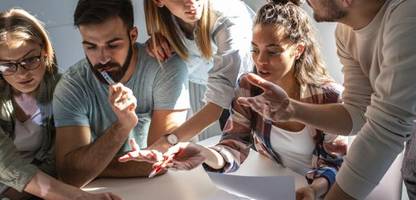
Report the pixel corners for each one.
[157,142,207,171]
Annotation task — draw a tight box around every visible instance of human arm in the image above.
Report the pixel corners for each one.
[154,142,226,171]
[296,177,329,200]
[150,102,223,151]
[147,110,189,151]
[326,6,416,198]
[0,128,38,192]
[106,109,188,176]
[0,127,120,200]
[23,170,121,200]
[123,80,255,172]
[149,12,254,150]
[55,83,141,186]
[237,73,353,135]
[56,123,146,186]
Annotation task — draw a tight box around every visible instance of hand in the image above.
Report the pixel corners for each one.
[108,83,138,130]
[119,138,164,164]
[156,142,207,171]
[323,139,348,156]
[237,73,293,122]
[296,186,316,200]
[145,33,173,62]
[74,192,122,200]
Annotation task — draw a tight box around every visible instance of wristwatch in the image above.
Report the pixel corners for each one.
[164,133,179,146]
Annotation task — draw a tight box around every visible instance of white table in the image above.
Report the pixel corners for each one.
[83,136,307,200]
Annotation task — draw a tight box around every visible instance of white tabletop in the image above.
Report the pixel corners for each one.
[83,136,307,200]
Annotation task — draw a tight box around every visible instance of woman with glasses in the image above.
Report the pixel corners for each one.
[0,8,120,200]
[125,0,348,199]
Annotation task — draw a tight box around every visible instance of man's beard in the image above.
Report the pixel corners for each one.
[88,43,133,84]
[309,0,347,22]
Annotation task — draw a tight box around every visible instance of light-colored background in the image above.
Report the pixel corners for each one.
[0,0,343,83]
[0,1,407,199]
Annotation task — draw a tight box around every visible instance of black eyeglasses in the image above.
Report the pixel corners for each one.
[0,55,43,76]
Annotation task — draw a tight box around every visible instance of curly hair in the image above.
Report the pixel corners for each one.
[255,0,333,86]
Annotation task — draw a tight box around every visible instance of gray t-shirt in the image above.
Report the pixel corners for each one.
[53,43,189,153]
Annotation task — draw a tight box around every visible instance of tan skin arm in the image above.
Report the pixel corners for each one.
[23,170,121,200]
[148,102,223,152]
[55,123,133,187]
[147,109,188,145]
[101,109,187,177]
[172,102,223,141]
[290,100,352,136]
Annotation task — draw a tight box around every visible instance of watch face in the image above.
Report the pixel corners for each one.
[167,134,178,145]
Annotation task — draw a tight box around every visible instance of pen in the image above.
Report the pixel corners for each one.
[100,70,115,85]
[148,154,175,178]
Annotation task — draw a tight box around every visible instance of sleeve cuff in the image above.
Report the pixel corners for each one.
[203,146,240,173]
[7,165,38,192]
[306,167,336,188]
[336,162,376,199]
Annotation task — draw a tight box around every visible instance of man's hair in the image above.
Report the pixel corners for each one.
[74,0,134,29]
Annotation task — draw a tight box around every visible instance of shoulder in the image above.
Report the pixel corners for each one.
[335,23,352,39]
[55,59,90,95]
[136,43,186,74]
[60,59,90,83]
[335,23,355,49]
[383,0,416,32]
[386,0,416,18]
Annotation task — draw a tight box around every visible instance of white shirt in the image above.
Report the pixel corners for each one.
[13,108,43,160]
[173,0,255,108]
[335,0,416,198]
[270,125,315,175]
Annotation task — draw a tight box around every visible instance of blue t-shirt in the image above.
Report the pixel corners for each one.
[53,43,189,153]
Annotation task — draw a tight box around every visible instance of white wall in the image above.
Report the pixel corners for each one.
[1,0,342,83]
[0,0,148,72]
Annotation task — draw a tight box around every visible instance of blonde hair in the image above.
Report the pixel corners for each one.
[0,8,59,104]
[144,0,213,60]
[255,0,333,86]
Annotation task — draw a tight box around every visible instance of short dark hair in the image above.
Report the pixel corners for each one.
[74,0,134,29]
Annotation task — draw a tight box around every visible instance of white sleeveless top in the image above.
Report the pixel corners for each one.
[270,125,315,175]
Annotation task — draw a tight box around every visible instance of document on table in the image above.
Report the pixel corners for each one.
[206,171,295,200]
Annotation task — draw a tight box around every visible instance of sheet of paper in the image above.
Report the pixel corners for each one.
[207,171,295,200]
[202,189,251,200]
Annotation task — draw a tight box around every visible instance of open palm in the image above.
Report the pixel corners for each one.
[237,73,293,122]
